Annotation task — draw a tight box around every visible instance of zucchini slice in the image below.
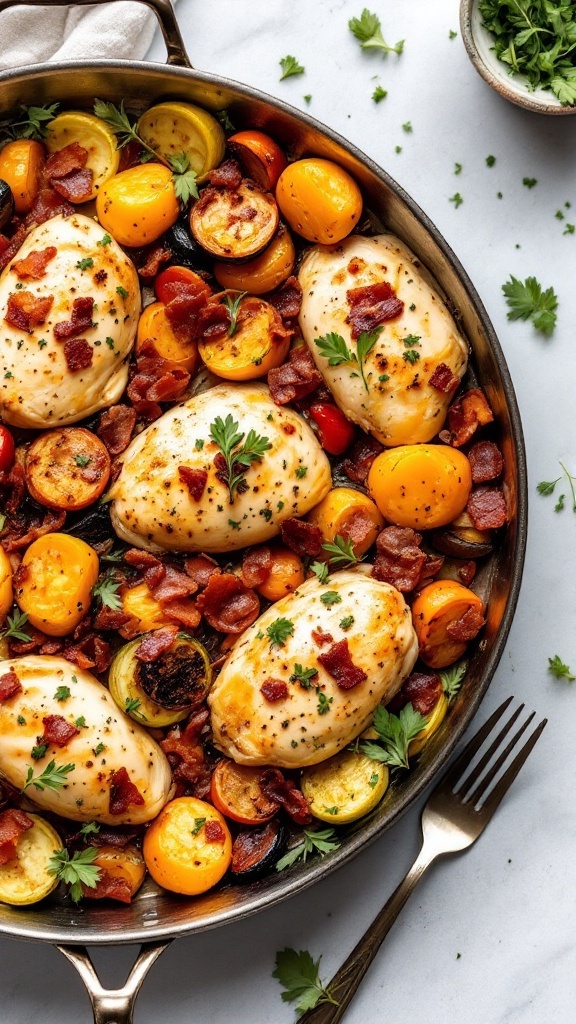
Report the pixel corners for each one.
[190,180,279,260]
[137,101,225,181]
[45,111,120,201]
[108,634,211,727]
[0,814,62,906]
[301,749,389,824]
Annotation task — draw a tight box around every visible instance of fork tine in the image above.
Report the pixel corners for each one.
[476,717,547,817]
[462,708,534,804]
[441,696,515,791]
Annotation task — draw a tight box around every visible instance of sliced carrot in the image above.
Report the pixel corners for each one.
[210,760,278,825]
[411,580,485,669]
[25,428,111,511]
[137,301,199,373]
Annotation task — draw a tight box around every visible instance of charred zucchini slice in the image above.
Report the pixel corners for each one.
[108,635,212,727]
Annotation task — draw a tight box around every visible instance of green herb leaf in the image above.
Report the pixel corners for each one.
[548,655,575,681]
[209,414,272,502]
[279,55,305,80]
[322,535,359,568]
[502,275,558,336]
[349,8,404,56]
[449,192,464,208]
[1,608,32,644]
[220,290,247,336]
[339,614,354,630]
[311,561,330,584]
[316,689,333,715]
[79,821,100,838]
[22,760,75,793]
[440,661,467,699]
[124,697,142,715]
[314,331,357,367]
[54,686,71,703]
[372,85,388,102]
[320,591,342,607]
[275,827,340,872]
[190,817,207,836]
[0,102,59,142]
[537,478,560,496]
[169,151,199,205]
[92,575,122,610]
[356,326,383,390]
[361,702,427,768]
[290,664,319,688]
[267,617,295,649]
[273,948,337,1013]
[47,847,101,903]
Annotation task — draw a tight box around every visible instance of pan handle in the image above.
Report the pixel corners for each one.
[56,941,172,1024]
[0,0,193,68]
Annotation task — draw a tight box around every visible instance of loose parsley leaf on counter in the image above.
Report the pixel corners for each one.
[361,703,427,768]
[372,85,388,102]
[48,847,101,904]
[273,948,338,1013]
[275,827,340,871]
[548,655,575,682]
[449,192,464,208]
[279,55,305,80]
[486,154,496,167]
[349,8,404,56]
[522,177,538,189]
[209,413,272,502]
[502,276,558,336]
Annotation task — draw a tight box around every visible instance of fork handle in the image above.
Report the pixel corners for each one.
[297,844,436,1024]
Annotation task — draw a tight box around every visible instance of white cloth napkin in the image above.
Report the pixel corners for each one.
[0,2,158,71]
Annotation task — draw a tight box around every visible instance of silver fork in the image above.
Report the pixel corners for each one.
[297,697,547,1024]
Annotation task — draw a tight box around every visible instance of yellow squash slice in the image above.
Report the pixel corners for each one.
[45,111,120,201]
[137,101,225,181]
[0,814,63,906]
[301,749,389,824]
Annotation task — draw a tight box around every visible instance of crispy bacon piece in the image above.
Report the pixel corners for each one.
[372,526,427,592]
[161,709,209,790]
[267,275,302,321]
[163,279,213,343]
[12,246,57,280]
[0,808,34,866]
[457,560,477,586]
[135,626,178,662]
[127,341,190,421]
[64,337,93,371]
[260,678,289,703]
[311,629,333,647]
[25,185,74,228]
[93,606,131,631]
[468,441,504,483]
[97,405,137,456]
[242,545,272,588]
[259,769,311,825]
[178,466,208,502]
[54,296,94,341]
[124,548,162,571]
[42,714,80,748]
[343,435,383,485]
[208,158,243,190]
[184,554,222,588]
[2,508,65,552]
[8,625,51,656]
[151,565,198,605]
[82,870,133,904]
[268,345,322,406]
[440,388,494,447]
[317,638,367,690]
[196,298,231,341]
[420,553,445,583]
[134,242,172,279]
[196,572,260,633]
[446,605,485,642]
[341,506,377,552]
[63,635,111,673]
[467,486,507,530]
[0,670,22,703]
[109,768,145,815]
[388,671,443,716]
[0,222,27,272]
[280,518,323,558]
[428,362,460,394]
[346,281,404,339]
[204,820,227,843]
[0,462,26,516]
[51,168,93,203]
[45,143,93,203]
[5,290,53,332]
[161,599,202,631]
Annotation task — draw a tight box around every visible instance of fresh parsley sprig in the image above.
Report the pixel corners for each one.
[314,328,381,391]
[548,655,575,682]
[168,152,199,205]
[1,608,33,644]
[47,847,101,904]
[322,535,359,568]
[361,703,427,769]
[273,948,338,1014]
[0,102,59,141]
[349,8,404,56]
[22,760,75,793]
[275,827,340,871]
[267,617,295,649]
[537,461,576,514]
[92,575,122,610]
[220,290,248,336]
[311,561,330,584]
[502,275,558,336]
[210,414,272,502]
[279,55,305,80]
[440,661,467,700]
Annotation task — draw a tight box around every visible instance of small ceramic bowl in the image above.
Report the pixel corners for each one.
[460,0,576,115]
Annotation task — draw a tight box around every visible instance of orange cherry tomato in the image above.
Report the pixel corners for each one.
[411,580,486,669]
[198,296,291,381]
[137,301,199,373]
[0,139,45,214]
[95,164,179,247]
[143,797,232,895]
[228,130,287,190]
[210,760,279,825]
[15,533,99,637]
[213,224,295,295]
[276,158,362,244]
[367,445,472,530]
[256,546,305,602]
[154,265,208,304]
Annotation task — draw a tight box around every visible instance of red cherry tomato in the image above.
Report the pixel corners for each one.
[309,403,355,456]
[154,265,209,305]
[0,425,15,472]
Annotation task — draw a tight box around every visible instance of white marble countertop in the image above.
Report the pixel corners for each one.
[2,1,576,1022]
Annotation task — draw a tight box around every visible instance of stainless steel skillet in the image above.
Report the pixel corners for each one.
[0,0,527,1019]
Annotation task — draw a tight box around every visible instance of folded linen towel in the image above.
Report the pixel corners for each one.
[0,1,158,71]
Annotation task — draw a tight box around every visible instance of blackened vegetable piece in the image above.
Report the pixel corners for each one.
[0,180,14,232]
[137,635,212,710]
[230,819,287,880]
[162,217,212,271]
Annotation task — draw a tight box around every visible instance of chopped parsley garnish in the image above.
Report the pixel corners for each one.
[295,465,308,479]
[320,591,342,607]
[449,192,463,208]
[314,326,381,392]
[73,453,91,467]
[1,609,32,643]
[116,286,129,299]
[275,827,340,871]
[548,655,575,681]
[75,717,87,729]
[190,817,207,836]
[502,275,558,336]
[454,162,462,174]
[54,686,71,702]
[92,575,122,610]
[47,847,101,904]
[339,615,354,630]
[322,535,358,568]
[209,413,272,502]
[360,703,427,769]
[194,438,204,450]
[372,85,388,102]
[31,743,48,761]
[311,561,330,584]
[267,617,294,649]
[348,8,404,56]
[279,55,305,80]
[440,661,467,699]
[449,29,458,39]
[79,821,100,838]
[76,257,94,271]
[97,233,112,246]
[92,742,106,757]
[369,772,380,788]
[522,177,537,189]
[486,154,496,167]
[290,664,319,688]
[402,121,413,133]
[22,760,75,792]
[403,349,420,365]
[316,689,333,715]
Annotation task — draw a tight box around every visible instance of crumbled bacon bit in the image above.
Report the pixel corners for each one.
[0,808,34,866]
[457,561,477,586]
[204,820,227,843]
[259,768,312,825]
[440,389,494,447]
[163,279,212,343]
[267,275,302,322]
[150,565,198,605]
[45,143,93,203]
[388,672,443,716]
[109,767,145,815]
[339,506,376,553]
[64,337,93,372]
[5,291,53,332]
[317,638,367,690]
[135,626,178,662]
[343,435,383,485]
[82,870,133,904]
[446,604,485,642]
[346,281,404,339]
[123,548,162,570]
[24,185,74,228]
[161,709,209,791]
[63,634,111,673]
[467,486,507,530]
[196,573,260,633]
[0,670,22,703]
[372,526,427,592]
[127,341,190,421]
[184,554,222,589]
[12,246,57,280]
[428,362,460,394]
[242,545,272,588]
[2,507,65,552]
[178,466,208,502]
[161,599,202,631]
[97,405,137,456]
[135,243,172,279]
[54,296,94,341]
[0,222,27,272]
[311,629,333,647]
[268,345,323,406]
[93,606,131,631]
[51,168,93,203]
[280,518,323,558]
[468,441,504,483]
[41,714,80,748]
[208,158,243,190]
[260,678,289,702]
